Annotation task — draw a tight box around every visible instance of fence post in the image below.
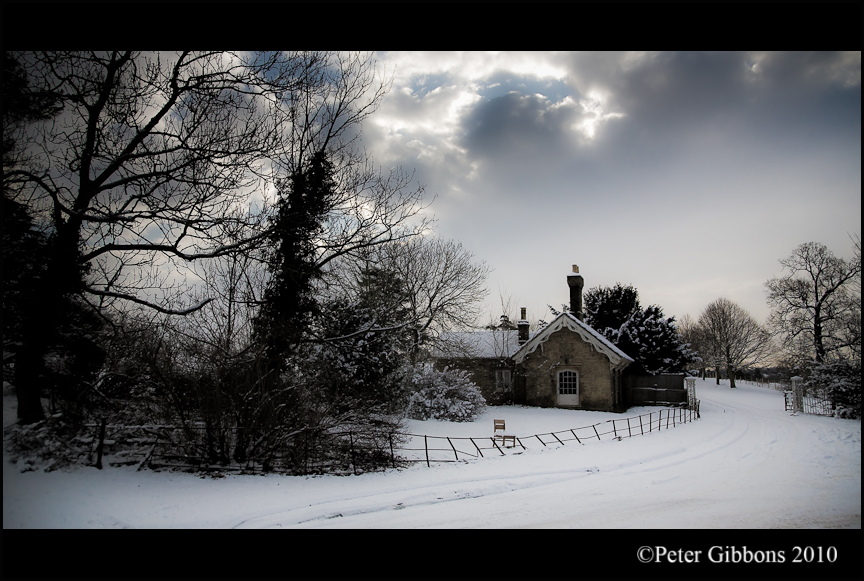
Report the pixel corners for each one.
[95,418,106,470]
[570,429,582,444]
[551,432,564,445]
[593,425,601,440]
[686,378,696,413]
[612,420,617,438]
[791,376,804,413]
[627,418,632,438]
[137,430,159,471]
[535,434,547,446]
[469,437,484,458]
[389,433,396,468]
[349,431,357,475]
[639,414,644,435]
[447,437,459,461]
[303,429,309,475]
[490,437,505,456]
[425,435,430,467]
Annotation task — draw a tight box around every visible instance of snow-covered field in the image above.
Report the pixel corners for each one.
[3,379,860,530]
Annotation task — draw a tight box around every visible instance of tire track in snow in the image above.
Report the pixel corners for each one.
[230,465,603,528]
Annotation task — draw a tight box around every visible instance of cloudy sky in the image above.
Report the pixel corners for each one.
[357,51,860,326]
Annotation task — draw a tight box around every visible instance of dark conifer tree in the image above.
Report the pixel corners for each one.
[312,265,412,417]
[254,151,337,368]
[584,283,693,375]
[3,52,98,423]
[583,283,641,341]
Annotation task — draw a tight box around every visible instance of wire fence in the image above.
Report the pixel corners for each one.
[81,402,701,475]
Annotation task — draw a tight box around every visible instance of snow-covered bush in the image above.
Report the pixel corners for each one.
[806,360,861,419]
[405,365,486,422]
[5,415,99,472]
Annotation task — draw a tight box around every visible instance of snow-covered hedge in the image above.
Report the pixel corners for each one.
[806,361,861,419]
[405,365,486,422]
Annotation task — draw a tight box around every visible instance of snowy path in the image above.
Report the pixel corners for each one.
[3,380,860,528]
[246,383,859,529]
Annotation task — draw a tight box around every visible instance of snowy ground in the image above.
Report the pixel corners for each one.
[3,379,860,530]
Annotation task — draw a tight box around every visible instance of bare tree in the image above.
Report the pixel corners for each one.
[765,240,861,365]
[344,236,491,361]
[678,313,711,378]
[698,298,775,388]
[5,51,399,423]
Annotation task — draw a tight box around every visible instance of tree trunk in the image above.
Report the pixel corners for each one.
[728,366,736,388]
[14,222,83,424]
[813,305,825,364]
[13,327,47,424]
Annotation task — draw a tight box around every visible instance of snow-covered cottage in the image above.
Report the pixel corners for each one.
[433,266,634,412]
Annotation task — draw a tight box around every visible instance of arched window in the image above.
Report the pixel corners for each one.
[557,370,579,405]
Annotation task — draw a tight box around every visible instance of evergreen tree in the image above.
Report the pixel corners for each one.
[310,265,412,418]
[584,283,693,375]
[583,283,641,342]
[254,151,337,368]
[3,52,101,423]
[2,52,63,173]
[2,196,48,355]
[617,305,694,375]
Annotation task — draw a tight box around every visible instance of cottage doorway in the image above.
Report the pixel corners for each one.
[557,370,579,406]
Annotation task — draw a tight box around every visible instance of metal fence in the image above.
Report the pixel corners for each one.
[783,385,833,416]
[400,403,701,466]
[82,401,701,474]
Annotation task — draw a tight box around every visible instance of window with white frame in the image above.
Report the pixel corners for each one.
[558,370,579,397]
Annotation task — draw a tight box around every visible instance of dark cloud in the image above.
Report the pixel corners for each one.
[368,51,860,324]
[567,51,860,154]
[463,93,557,153]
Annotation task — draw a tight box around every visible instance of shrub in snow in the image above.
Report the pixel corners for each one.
[806,360,861,419]
[6,415,98,472]
[405,365,486,422]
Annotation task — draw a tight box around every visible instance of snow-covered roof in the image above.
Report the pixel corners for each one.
[432,330,521,359]
[432,314,633,369]
[512,312,633,370]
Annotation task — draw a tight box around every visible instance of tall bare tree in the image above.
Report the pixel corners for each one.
[4,51,406,423]
[338,236,490,361]
[765,240,861,365]
[678,313,711,378]
[698,298,775,388]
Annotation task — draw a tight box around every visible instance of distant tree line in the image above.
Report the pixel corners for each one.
[677,238,860,417]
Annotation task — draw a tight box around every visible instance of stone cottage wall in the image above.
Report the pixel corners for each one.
[520,327,615,411]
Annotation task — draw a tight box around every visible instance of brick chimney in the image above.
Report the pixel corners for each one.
[567,265,584,321]
[517,307,529,344]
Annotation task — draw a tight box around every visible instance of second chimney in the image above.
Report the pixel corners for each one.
[517,307,529,344]
[567,264,584,321]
